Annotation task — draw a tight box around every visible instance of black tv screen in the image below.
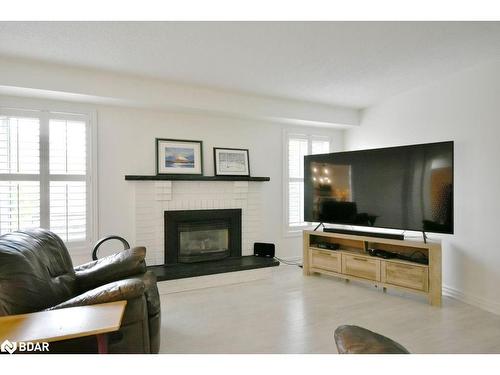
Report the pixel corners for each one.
[304,141,454,234]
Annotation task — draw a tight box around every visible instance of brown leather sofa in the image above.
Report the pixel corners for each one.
[0,228,161,353]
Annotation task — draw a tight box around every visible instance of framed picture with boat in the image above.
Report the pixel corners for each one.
[156,138,203,175]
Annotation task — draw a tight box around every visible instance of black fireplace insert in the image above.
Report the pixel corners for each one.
[164,209,242,264]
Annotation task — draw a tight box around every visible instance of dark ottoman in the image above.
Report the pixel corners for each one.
[334,325,410,354]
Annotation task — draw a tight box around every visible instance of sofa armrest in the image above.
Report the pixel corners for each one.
[126,271,161,316]
[47,279,145,310]
[74,247,147,292]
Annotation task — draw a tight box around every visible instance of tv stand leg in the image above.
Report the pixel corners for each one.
[303,232,311,276]
[428,291,442,306]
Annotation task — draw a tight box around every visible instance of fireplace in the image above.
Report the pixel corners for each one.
[164,209,242,264]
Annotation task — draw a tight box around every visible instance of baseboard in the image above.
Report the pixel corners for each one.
[157,267,275,294]
[443,285,500,316]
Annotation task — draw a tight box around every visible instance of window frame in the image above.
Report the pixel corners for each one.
[0,102,98,253]
[283,130,332,237]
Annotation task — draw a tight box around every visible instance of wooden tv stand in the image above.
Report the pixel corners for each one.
[303,230,442,306]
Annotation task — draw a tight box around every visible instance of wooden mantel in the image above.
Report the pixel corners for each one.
[124,175,270,182]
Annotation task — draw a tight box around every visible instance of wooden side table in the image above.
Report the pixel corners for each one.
[0,300,127,354]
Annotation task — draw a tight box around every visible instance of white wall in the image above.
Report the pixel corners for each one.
[345,60,500,314]
[1,93,343,266]
[0,56,352,266]
[95,105,343,263]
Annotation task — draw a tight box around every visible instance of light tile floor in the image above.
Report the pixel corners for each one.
[160,265,500,353]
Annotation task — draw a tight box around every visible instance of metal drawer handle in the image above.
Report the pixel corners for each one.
[352,256,368,262]
[316,250,336,256]
[392,263,417,270]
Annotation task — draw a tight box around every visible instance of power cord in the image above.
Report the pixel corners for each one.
[409,250,427,258]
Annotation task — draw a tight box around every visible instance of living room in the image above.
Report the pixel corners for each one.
[1,1,500,373]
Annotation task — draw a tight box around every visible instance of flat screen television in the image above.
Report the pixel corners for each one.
[304,141,454,234]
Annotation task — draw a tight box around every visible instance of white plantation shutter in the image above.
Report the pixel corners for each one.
[288,181,304,226]
[50,181,86,241]
[288,137,307,227]
[49,118,87,241]
[0,107,93,248]
[0,115,41,234]
[0,116,40,174]
[50,119,86,175]
[0,181,40,234]
[286,134,331,229]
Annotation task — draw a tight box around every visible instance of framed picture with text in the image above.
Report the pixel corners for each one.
[156,138,203,175]
[213,147,250,177]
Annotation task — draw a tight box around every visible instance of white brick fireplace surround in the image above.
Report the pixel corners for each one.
[132,181,264,266]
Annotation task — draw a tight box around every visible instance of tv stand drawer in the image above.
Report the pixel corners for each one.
[382,262,429,292]
[310,249,341,273]
[341,254,381,281]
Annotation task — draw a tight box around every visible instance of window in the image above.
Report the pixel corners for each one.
[285,133,331,231]
[0,107,95,248]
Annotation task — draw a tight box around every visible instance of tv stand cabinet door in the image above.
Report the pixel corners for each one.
[381,262,429,292]
[310,249,341,273]
[341,254,381,281]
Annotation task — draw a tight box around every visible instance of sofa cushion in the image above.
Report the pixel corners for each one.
[0,228,76,315]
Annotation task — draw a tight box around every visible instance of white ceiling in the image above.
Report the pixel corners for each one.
[1,21,500,109]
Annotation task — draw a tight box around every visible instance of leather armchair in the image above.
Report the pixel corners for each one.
[0,228,160,353]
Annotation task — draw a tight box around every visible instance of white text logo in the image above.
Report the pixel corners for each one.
[1,339,49,354]
[1,340,17,354]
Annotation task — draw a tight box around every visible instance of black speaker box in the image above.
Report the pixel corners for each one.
[254,242,275,258]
